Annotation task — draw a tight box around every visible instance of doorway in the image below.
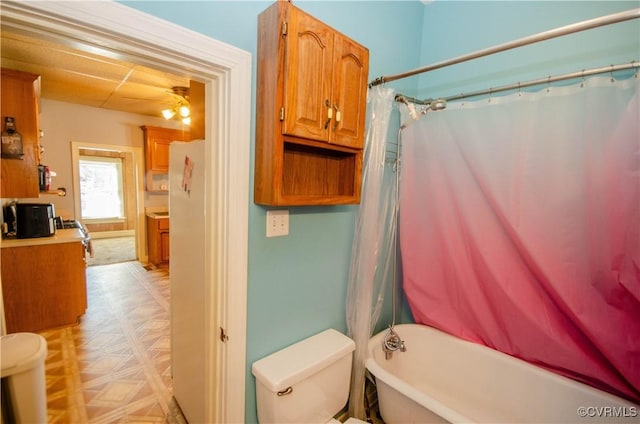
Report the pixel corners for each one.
[71,142,143,265]
[1,2,251,422]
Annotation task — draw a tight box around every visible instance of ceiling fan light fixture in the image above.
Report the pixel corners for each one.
[162,86,191,122]
[172,86,189,98]
[178,105,190,118]
[162,109,176,120]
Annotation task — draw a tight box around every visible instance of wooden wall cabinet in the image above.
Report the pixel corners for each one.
[142,125,190,191]
[1,241,87,333]
[254,1,369,206]
[147,216,169,267]
[1,68,41,198]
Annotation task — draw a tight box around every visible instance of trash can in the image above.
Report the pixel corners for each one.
[1,332,48,423]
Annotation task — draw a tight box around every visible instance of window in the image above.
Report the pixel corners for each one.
[79,155,125,220]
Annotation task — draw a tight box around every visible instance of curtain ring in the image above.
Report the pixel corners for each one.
[580,70,585,88]
[546,76,551,93]
[610,64,615,83]
[460,93,466,107]
[517,82,522,97]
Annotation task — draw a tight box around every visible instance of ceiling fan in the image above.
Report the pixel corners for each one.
[162,86,191,124]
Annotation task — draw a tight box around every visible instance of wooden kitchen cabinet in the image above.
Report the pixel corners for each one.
[147,216,169,267]
[254,1,369,206]
[1,68,41,198]
[142,125,190,191]
[1,240,87,333]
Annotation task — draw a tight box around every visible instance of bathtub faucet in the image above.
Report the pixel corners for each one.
[382,326,406,360]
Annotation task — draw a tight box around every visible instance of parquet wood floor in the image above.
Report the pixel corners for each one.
[38,261,185,423]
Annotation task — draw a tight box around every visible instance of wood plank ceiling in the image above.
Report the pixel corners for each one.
[1,29,192,118]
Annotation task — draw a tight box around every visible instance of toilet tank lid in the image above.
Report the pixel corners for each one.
[252,329,355,392]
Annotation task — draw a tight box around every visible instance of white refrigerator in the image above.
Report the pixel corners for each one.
[169,140,207,423]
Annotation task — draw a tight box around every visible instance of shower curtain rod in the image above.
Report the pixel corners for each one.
[368,8,640,88]
[395,61,640,106]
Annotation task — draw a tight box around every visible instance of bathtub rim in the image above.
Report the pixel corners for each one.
[365,323,639,424]
[366,324,473,423]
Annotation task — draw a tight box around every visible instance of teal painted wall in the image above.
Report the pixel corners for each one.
[416,1,640,99]
[121,1,639,422]
[122,1,423,422]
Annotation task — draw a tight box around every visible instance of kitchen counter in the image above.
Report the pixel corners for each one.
[146,212,170,219]
[1,229,88,333]
[1,228,85,248]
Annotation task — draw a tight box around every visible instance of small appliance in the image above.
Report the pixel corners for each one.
[15,203,56,239]
[38,164,51,192]
[2,202,17,237]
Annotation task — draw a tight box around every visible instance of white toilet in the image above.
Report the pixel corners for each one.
[252,328,367,424]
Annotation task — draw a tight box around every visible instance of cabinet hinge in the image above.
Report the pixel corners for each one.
[281,21,288,36]
[220,327,229,343]
[279,107,285,121]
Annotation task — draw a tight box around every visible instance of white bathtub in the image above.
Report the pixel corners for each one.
[366,324,638,423]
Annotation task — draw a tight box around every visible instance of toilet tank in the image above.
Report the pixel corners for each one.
[252,329,356,424]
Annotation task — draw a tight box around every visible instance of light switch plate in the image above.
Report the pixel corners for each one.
[266,210,289,237]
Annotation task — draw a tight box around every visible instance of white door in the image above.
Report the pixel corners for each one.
[169,140,206,422]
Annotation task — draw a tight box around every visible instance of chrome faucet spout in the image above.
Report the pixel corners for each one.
[382,326,406,360]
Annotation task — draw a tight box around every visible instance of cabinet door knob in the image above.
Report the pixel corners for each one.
[324,99,333,129]
[333,104,341,129]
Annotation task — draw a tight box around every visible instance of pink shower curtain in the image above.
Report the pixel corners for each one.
[399,76,640,402]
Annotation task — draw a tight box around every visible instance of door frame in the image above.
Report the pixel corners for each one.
[1,2,251,422]
[70,142,145,260]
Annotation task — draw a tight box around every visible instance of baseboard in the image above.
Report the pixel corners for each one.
[90,230,135,239]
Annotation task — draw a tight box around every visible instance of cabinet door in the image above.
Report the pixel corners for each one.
[329,36,369,149]
[150,138,170,172]
[1,242,87,333]
[0,69,40,198]
[147,134,172,173]
[143,126,190,174]
[282,9,333,142]
[160,231,170,263]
